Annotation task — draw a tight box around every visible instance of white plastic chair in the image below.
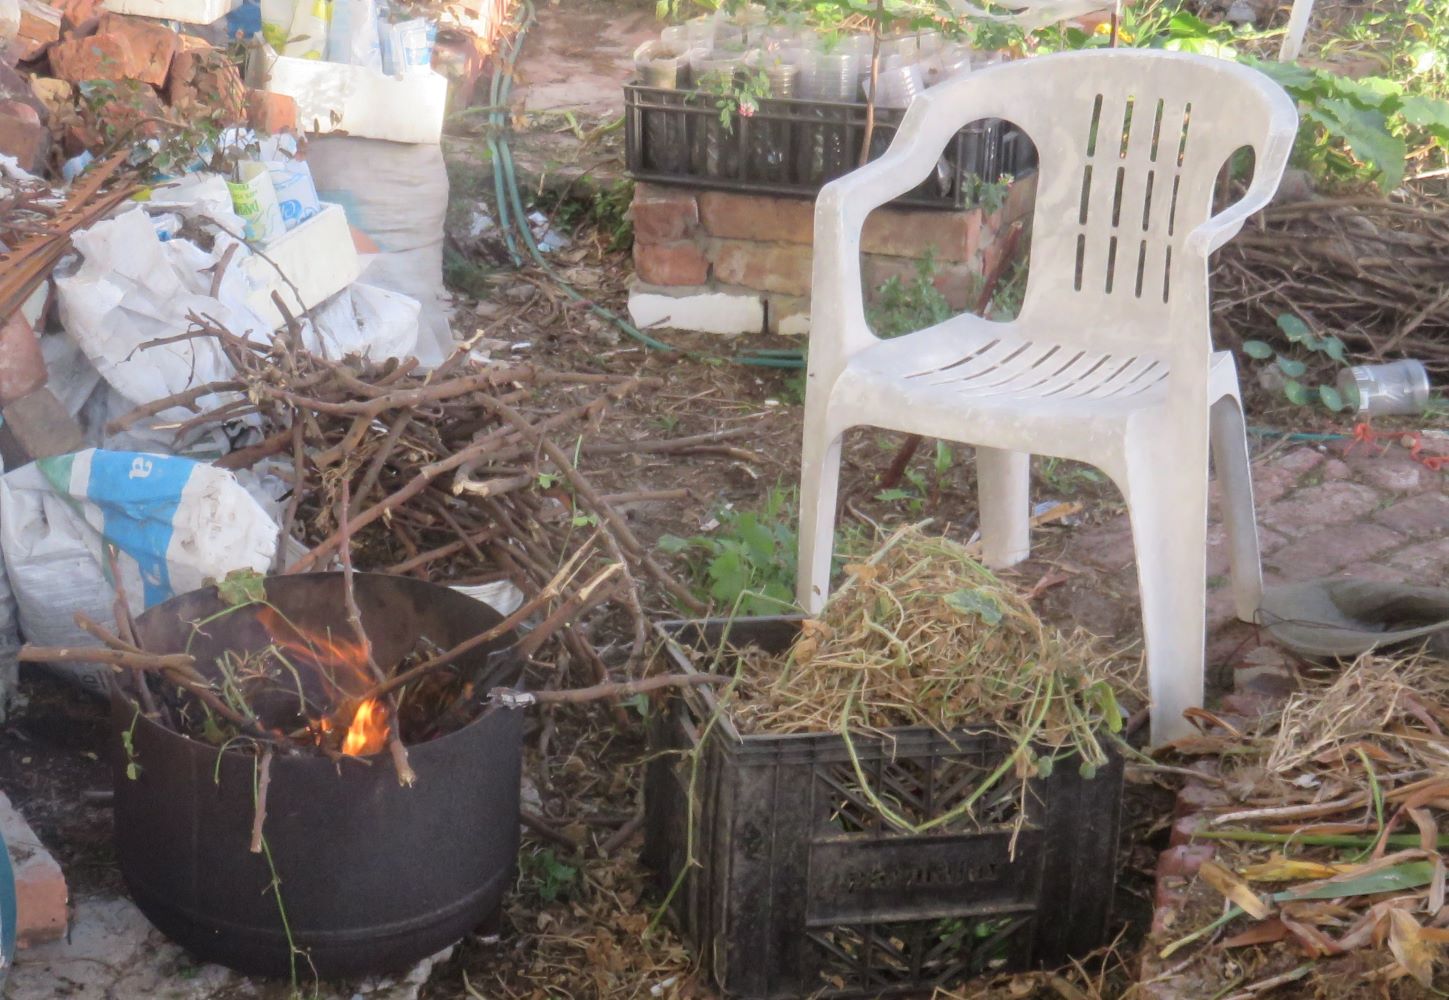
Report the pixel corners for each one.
[797,49,1299,744]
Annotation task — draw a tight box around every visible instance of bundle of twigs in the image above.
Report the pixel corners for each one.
[107,312,714,693]
[1212,192,1449,370]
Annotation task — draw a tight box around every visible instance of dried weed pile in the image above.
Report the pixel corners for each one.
[1165,651,1449,990]
[723,526,1141,775]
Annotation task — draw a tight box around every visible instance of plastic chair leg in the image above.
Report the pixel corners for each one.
[1209,396,1263,623]
[798,428,845,614]
[1123,444,1210,746]
[977,447,1031,569]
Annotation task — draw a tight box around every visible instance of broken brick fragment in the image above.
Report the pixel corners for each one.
[0,102,52,174]
[166,42,246,124]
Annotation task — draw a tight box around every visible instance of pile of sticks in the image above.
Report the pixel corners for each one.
[108,313,712,693]
[1213,193,1449,370]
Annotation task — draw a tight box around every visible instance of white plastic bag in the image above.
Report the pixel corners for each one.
[304,136,454,365]
[308,282,420,360]
[55,208,268,420]
[0,451,280,694]
[282,0,329,58]
[326,0,381,68]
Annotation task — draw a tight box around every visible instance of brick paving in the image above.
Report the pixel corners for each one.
[1058,440,1448,670]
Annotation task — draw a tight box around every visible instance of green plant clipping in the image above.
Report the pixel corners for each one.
[1240,313,1357,413]
[658,485,800,615]
[943,588,1004,625]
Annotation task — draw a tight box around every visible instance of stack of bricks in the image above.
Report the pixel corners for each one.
[626,176,1037,337]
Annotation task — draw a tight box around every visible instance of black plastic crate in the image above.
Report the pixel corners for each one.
[643,616,1123,999]
[624,82,1038,211]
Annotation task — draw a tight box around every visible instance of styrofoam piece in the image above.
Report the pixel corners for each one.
[241,202,362,327]
[101,0,239,24]
[252,47,448,144]
[627,285,764,336]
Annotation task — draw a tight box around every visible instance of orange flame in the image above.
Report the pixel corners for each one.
[256,606,371,694]
[342,697,389,756]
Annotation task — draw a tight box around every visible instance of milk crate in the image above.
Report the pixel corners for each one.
[624,83,1037,211]
[643,616,1123,999]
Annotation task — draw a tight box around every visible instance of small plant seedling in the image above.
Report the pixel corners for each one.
[520,849,579,903]
[1242,313,1358,413]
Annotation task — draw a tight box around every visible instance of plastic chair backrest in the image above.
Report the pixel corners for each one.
[929,50,1294,352]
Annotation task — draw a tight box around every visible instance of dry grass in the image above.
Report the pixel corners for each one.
[721,525,1142,774]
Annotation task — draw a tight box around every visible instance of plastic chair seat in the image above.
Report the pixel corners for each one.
[835,323,1243,441]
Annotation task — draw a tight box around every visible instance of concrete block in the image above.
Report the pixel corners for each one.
[241,202,362,329]
[252,48,449,144]
[627,284,763,336]
[101,0,237,23]
[0,792,68,947]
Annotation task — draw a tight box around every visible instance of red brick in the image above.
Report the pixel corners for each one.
[861,253,979,313]
[634,240,709,286]
[632,183,700,243]
[710,239,812,296]
[95,13,179,87]
[1264,522,1404,578]
[0,309,47,404]
[0,106,50,174]
[55,0,102,32]
[49,33,137,84]
[1169,812,1208,848]
[1,792,68,947]
[1156,843,1215,881]
[861,205,981,262]
[999,171,1038,227]
[17,0,62,48]
[247,89,297,135]
[0,387,83,460]
[698,189,813,244]
[1174,781,1231,819]
[1371,491,1449,536]
[1259,481,1380,537]
[1274,445,1324,478]
[27,76,71,119]
[82,78,166,144]
[1350,452,1430,494]
[1387,538,1449,579]
[165,43,246,124]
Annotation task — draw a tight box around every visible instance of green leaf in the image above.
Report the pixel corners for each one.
[1036,755,1054,778]
[1089,680,1125,733]
[1319,385,1346,412]
[656,534,691,555]
[736,517,777,566]
[1079,761,1098,780]
[1279,861,1434,902]
[217,569,266,608]
[126,762,141,781]
[1242,339,1275,360]
[1282,380,1310,406]
[1319,335,1348,363]
[1275,313,1312,343]
[944,589,1004,625]
[876,488,914,503]
[1304,99,1407,191]
[1328,74,1402,110]
[1276,356,1308,378]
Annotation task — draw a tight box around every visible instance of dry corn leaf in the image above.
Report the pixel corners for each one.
[1200,860,1272,920]
[1242,856,1356,882]
[1388,908,1438,989]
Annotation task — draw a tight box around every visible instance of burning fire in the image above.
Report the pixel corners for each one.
[342,697,389,757]
[255,607,389,756]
